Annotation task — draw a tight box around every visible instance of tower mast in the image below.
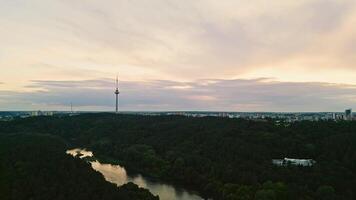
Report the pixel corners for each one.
[115,76,120,113]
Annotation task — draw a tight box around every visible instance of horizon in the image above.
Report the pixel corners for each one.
[1,0,356,111]
[0,110,352,114]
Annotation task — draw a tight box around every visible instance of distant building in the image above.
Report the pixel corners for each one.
[272,158,315,167]
[218,112,229,117]
[31,111,41,116]
[332,113,337,120]
[44,111,54,116]
[31,111,53,117]
[345,109,352,121]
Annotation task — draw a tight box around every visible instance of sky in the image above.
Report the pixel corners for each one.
[0,0,356,111]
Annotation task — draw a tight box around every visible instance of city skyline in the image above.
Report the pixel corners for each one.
[1,0,356,111]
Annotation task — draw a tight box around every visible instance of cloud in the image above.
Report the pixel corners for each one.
[0,78,355,111]
[1,0,356,84]
[0,1,356,113]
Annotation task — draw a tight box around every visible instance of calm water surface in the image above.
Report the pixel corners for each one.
[67,148,203,200]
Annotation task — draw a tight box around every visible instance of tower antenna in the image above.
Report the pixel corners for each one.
[114,75,120,113]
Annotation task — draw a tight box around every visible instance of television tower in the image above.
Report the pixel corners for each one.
[114,76,120,113]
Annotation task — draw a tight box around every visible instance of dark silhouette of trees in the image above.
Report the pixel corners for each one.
[0,113,355,199]
[0,134,159,200]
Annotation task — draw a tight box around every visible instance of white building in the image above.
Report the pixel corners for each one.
[272,158,315,167]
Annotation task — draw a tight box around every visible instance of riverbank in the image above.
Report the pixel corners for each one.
[92,149,209,199]
[68,148,204,200]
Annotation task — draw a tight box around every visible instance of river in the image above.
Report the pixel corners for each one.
[66,148,204,200]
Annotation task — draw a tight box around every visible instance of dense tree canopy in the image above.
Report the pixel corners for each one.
[0,133,158,200]
[0,113,355,200]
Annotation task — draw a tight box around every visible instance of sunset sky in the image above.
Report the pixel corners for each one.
[1,0,356,111]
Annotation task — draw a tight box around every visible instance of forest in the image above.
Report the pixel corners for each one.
[0,133,158,200]
[0,113,355,200]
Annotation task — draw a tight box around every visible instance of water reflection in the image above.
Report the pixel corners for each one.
[66,148,203,200]
[67,148,93,158]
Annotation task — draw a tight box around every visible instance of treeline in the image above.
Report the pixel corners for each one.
[0,114,355,199]
[0,133,159,200]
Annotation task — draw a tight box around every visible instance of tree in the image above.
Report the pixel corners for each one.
[316,185,336,200]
